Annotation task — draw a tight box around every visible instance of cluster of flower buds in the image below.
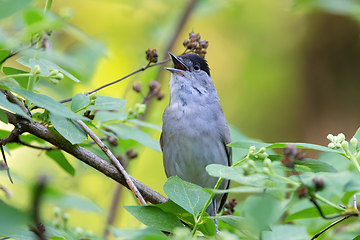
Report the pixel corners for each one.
[48,69,64,84]
[223,198,237,215]
[183,31,209,57]
[281,145,306,168]
[327,133,358,153]
[148,80,165,100]
[145,48,158,63]
[132,81,165,101]
[296,185,308,198]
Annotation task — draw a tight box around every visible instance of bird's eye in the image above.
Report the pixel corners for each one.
[193,63,200,71]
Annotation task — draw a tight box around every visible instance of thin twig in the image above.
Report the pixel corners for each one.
[0,39,43,65]
[311,215,355,239]
[16,138,56,151]
[59,59,170,104]
[310,198,357,220]
[74,119,147,205]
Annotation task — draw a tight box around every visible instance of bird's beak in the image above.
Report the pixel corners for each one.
[165,52,188,74]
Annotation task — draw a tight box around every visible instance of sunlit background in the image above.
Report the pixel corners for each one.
[1,0,360,238]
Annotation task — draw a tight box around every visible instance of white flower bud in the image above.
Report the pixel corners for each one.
[341,141,349,152]
[259,147,266,153]
[327,134,334,141]
[89,92,98,101]
[54,72,64,80]
[248,160,256,169]
[33,65,41,74]
[337,133,345,143]
[335,143,342,148]
[264,158,272,168]
[350,137,358,150]
[262,167,271,175]
[257,152,268,160]
[328,142,335,149]
[249,146,256,153]
[49,69,59,76]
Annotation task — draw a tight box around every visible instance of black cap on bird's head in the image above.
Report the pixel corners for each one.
[165,52,210,77]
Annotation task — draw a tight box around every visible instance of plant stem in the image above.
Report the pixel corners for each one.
[350,155,360,175]
[0,73,48,81]
[191,177,224,236]
[313,193,345,211]
[272,173,301,187]
[190,154,249,236]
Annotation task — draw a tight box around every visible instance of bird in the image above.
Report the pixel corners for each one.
[160,52,232,219]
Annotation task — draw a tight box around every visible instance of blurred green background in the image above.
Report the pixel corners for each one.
[1,0,360,237]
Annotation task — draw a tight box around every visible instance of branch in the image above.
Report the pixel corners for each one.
[4,110,167,205]
[311,215,354,240]
[59,59,170,104]
[74,119,146,205]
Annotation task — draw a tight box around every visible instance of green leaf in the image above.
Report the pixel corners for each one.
[244,194,284,233]
[341,191,358,205]
[70,93,89,112]
[163,176,211,216]
[87,95,127,111]
[40,58,80,83]
[154,200,216,236]
[2,67,29,88]
[0,108,8,124]
[103,124,161,152]
[0,91,32,121]
[0,227,38,240]
[0,201,30,232]
[16,56,31,68]
[45,150,75,176]
[123,205,184,233]
[206,186,291,194]
[354,235,360,240]
[229,140,339,153]
[50,113,87,144]
[127,118,162,131]
[94,110,128,123]
[109,227,166,240]
[266,157,338,173]
[44,194,102,213]
[215,215,257,235]
[206,164,267,186]
[284,205,341,222]
[22,8,44,26]
[0,50,9,67]
[2,83,88,120]
[263,225,310,240]
[0,0,33,20]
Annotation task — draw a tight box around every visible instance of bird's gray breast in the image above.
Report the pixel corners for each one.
[161,101,229,190]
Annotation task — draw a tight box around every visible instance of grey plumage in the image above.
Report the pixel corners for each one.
[160,53,232,216]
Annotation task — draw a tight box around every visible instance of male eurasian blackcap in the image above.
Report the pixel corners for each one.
[161,52,232,217]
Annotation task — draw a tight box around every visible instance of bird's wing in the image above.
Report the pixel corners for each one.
[217,132,232,213]
[160,132,164,152]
